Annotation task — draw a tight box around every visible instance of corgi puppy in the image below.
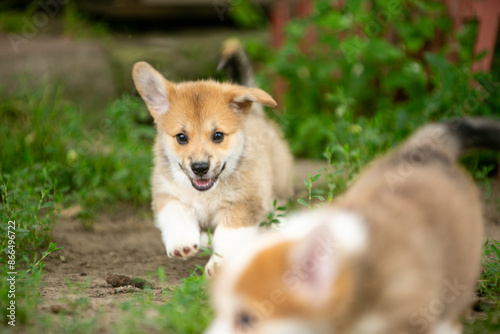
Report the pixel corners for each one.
[132,41,293,276]
[206,118,500,334]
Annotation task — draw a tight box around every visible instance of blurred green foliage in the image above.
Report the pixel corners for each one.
[0,171,62,327]
[0,87,153,329]
[63,2,110,38]
[1,0,499,332]
[229,0,268,29]
[253,0,499,161]
[0,1,109,38]
[0,88,153,225]
[0,2,38,33]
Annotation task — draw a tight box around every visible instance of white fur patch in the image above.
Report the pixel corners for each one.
[200,231,212,249]
[260,319,326,334]
[350,313,386,333]
[208,208,368,334]
[328,211,367,254]
[205,307,327,334]
[219,130,246,179]
[431,320,461,334]
[280,209,368,254]
[157,201,200,258]
[205,225,260,277]
[215,209,368,290]
[203,318,232,334]
[281,210,367,305]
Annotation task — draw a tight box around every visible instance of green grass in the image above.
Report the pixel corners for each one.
[0,87,153,225]
[1,87,499,333]
[63,2,110,39]
[0,2,110,39]
[0,170,62,328]
[0,85,214,333]
[1,0,500,332]
[2,64,500,334]
[463,240,500,333]
[0,2,38,34]
[0,87,154,330]
[2,92,498,331]
[248,0,499,160]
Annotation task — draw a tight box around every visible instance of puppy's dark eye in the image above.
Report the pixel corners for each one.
[236,312,254,329]
[176,133,189,145]
[212,132,225,143]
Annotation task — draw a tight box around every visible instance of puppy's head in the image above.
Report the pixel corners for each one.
[132,61,277,192]
[206,210,367,334]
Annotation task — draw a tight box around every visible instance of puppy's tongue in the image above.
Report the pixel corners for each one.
[193,179,212,187]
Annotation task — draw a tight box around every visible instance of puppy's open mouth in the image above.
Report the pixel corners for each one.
[191,178,215,191]
[189,163,226,192]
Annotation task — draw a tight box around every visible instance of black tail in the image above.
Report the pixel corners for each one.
[444,118,500,154]
[217,39,255,87]
[402,117,500,162]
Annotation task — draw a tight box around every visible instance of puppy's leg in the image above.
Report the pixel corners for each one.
[199,231,212,249]
[156,196,200,259]
[204,196,265,276]
[205,224,259,277]
[430,320,462,334]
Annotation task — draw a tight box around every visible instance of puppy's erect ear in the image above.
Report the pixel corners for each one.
[288,222,340,305]
[286,211,366,307]
[231,87,277,112]
[132,61,173,119]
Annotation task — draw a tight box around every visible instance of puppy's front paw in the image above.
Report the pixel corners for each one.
[164,229,200,259]
[205,254,222,278]
[157,202,201,259]
[167,243,199,259]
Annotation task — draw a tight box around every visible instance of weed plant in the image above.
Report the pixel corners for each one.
[1,0,500,332]
[250,0,499,160]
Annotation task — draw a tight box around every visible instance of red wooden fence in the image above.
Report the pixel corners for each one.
[271,0,500,72]
[269,0,500,179]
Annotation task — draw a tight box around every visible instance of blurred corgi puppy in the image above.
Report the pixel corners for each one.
[132,41,293,276]
[206,118,500,334]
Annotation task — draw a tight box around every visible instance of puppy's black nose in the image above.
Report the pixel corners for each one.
[191,162,210,176]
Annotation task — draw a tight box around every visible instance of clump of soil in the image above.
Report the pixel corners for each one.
[106,273,151,289]
[40,205,207,330]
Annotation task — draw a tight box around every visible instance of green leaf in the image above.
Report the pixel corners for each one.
[47,242,63,252]
[41,201,55,209]
[333,169,344,176]
[297,198,308,206]
[158,267,166,285]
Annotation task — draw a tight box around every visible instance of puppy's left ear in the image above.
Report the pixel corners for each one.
[286,211,366,307]
[288,223,340,305]
[231,87,277,112]
[132,61,174,119]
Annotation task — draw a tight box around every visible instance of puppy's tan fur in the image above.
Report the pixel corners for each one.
[207,119,500,334]
[132,53,292,275]
[148,80,291,223]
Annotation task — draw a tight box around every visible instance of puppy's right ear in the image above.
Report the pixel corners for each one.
[132,62,173,119]
[285,211,367,308]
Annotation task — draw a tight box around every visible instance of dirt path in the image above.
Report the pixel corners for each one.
[38,174,500,331]
[39,205,207,331]
[35,159,327,330]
